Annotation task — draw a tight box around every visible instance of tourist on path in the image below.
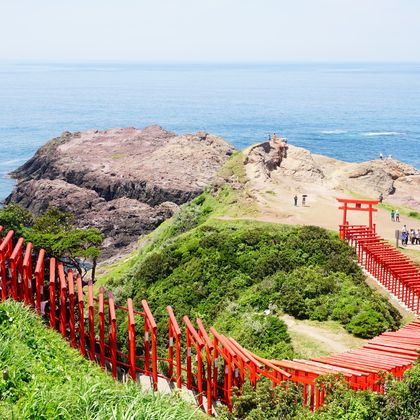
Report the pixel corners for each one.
[391,209,395,222]
[294,195,298,206]
[395,209,400,222]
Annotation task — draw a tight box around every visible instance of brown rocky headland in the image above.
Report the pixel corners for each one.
[7,125,234,256]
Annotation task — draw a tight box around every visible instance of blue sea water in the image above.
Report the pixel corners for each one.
[1,62,420,201]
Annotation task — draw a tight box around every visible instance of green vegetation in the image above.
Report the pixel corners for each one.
[99,154,402,358]
[0,300,201,419]
[100,171,401,359]
[0,205,103,280]
[221,366,420,420]
[0,203,32,236]
[109,219,400,355]
[310,369,420,420]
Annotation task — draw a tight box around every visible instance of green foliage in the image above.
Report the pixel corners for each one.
[219,365,420,420]
[0,205,103,280]
[309,365,420,420]
[0,300,202,419]
[0,203,32,236]
[31,207,74,233]
[219,381,307,420]
[108,220,401,361]
[215,304,294,359]
[21,208,103,279]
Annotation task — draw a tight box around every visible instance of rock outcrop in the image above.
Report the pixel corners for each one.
[245,136,289,178]
[7,126,234,256]
[244,138,420,211]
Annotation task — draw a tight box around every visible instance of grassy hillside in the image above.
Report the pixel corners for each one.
[0,300,203,420]
[101,154,402,359]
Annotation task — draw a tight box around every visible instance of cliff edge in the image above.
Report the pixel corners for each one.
[7,125,234,255]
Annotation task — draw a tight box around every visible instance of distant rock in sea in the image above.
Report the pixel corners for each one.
[7,125,234,257]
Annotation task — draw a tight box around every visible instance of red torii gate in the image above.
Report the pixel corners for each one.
[337,198,379,239]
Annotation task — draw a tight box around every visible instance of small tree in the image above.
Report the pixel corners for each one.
[25,208,103,281]
[0,203,32,236]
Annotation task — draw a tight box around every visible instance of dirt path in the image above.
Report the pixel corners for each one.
[244,145,420,260]
[280,315,366,358]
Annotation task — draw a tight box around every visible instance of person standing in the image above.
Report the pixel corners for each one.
[410,229,416,245]
[401,230,408,246]
[293,195,298,206]
[395,209,400,222]
[391,209,395,222]
[379,193,383,203]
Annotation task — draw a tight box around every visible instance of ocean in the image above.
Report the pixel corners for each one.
[1,62,419,201]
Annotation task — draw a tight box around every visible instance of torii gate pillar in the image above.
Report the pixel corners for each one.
[337,198,379,239]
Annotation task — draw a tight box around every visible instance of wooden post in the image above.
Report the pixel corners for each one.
[144,319,150,376]
[0,231,14,301]
[142,299,158,391]
[34,249,45,314]
[98,287,105,368]
[197,344,204,409]
[213,336,219,400]
[49,258,56,329]
[88,281,96,361]
[186,329,192,390]
[22,243,33,306]
[127,298,136,381]
[167,306,182,388]
[151,324,158,391]
[76,275,86,356]
[67,270,76,348]
[197,318,214,416]
[10,238,24,301]
[168,322,174,378]
[108,291,117,379]
[58,263,67,338]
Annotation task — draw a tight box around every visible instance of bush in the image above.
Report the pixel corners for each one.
[220,380,307,420]
[108,220,401,361]
[346,310,389,338]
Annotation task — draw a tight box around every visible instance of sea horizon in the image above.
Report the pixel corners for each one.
[1,61,419,200]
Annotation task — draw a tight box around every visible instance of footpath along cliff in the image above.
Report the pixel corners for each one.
[7,125,234,256]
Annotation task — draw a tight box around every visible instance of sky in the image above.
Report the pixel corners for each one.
[1,0,419,63]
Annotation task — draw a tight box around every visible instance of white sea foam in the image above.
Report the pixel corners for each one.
[321,130,348,135]
[363,132,402,137]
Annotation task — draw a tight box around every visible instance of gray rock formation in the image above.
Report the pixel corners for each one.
[7,125,234,256]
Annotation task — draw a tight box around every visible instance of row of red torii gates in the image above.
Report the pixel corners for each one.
[0,198,419,415]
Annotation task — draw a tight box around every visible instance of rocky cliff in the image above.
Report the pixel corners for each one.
[7,126,234,256]
[244,140,420,212]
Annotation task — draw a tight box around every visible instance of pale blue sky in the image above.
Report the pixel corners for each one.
[1,0,419,62]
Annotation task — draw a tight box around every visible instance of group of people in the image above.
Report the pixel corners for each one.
[390,209,400,222]
[293,194,307,206]
[400,224,420,246]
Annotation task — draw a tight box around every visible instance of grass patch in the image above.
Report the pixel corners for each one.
[111,153,126,160]
[0,300,203,419]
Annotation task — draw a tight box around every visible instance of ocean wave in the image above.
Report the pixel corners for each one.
[321,130,348,135]
[363,132,402,137]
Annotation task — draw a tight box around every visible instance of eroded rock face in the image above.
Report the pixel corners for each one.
[7,125,234,256]
[244,137,420,211]
[245,137,289,178]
